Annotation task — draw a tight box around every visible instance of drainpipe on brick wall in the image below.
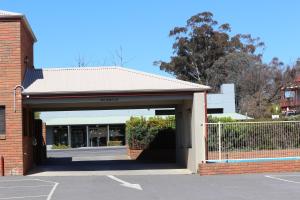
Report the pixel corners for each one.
[1,156,4,176]
[13,85,25,113]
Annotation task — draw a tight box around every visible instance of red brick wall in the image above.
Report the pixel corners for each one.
[0,17,34,175]
[127,149,143,160]
[42,122,46,146]
[21,19,35,175]
[22,108,34,174]
[127,148,176,162]
[199,160,300,175]
[42,122,47,160]
[20,20,34,78]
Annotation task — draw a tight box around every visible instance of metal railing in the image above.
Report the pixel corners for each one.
[206,121,300,161]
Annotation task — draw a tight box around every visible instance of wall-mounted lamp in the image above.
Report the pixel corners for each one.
[24,56,29,66]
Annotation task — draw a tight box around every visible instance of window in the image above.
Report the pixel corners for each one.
[207,108,224,114]
[109,125,125,145]
[53,126,69,146]
[0,107,5,135]
[285,91,295,99]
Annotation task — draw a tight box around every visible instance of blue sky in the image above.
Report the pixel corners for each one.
[2,0,300,77]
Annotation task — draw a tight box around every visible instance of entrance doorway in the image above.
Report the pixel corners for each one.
[28,108,189,175]
[71,126,87,148]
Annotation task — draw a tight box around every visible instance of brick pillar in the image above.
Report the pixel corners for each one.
[0,13,35,175]
[42,122,47,160]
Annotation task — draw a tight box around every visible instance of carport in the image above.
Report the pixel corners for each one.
[22,66,210,173]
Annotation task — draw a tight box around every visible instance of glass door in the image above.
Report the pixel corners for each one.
[89,126,108,147]
[71,126,86,148]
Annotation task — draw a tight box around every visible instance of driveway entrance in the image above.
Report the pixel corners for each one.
[29,147,191,176]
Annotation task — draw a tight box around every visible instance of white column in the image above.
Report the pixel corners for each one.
[189,92,206,173]
[107,124,110,146]
[68,125,71,148]
[86,126,89,147]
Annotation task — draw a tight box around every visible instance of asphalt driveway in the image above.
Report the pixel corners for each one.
[1,173,300,200]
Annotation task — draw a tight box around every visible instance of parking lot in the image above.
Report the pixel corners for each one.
[0,173,300,200]
[1,147,299,199]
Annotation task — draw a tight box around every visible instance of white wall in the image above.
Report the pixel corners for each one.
[207,84,236,113]
[176,92,206,173]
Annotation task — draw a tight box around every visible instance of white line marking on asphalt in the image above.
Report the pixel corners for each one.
[0,179,59,200]
[0,185,53,189]
[0,195,48,199]
[269,175,300,177]
[33,179,59,200]
[265,175,300,184]
[0,179,39,183]
[107,175,143,190]
[46,182,59,200]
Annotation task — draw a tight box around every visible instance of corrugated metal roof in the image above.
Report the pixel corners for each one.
[0,10,37,42]
[23,66,210,95]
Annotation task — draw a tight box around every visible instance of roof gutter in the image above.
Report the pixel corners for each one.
[23,90,207,100]
[22,87,211,96]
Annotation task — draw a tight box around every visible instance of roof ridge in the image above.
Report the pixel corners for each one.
[116,67,209,88]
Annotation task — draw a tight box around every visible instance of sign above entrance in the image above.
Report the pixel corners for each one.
[99,97,119,102]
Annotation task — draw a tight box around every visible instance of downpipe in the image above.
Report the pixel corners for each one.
[1,156,4,176]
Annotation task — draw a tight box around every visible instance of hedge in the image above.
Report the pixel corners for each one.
[126,116,175,150]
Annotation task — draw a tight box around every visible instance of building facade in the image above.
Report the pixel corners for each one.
[0,10,37,175]
[207,84,251,119]
[45,116,127,149]
[280,76,300,115]
[0,10,209,175]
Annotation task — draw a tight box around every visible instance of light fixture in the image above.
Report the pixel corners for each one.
[24,56,29,65]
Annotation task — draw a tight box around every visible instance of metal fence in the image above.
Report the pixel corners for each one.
[206,121,300,161]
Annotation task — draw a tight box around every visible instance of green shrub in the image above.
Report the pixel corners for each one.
[126,116,175,150]
[52,144,69,149]
[208,116,237,123]
[107,141,123,146]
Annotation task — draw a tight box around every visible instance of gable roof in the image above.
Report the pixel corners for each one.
[0,10,37,42]
[23,66,210,95]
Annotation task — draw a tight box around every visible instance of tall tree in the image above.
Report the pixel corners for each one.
[155,12,264,90]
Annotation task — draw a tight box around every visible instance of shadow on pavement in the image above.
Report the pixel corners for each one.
[28,157,182,175]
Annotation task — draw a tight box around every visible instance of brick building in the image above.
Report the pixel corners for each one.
[280,76,300,115]
[0,10,210,175]
[0,10,39,176]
